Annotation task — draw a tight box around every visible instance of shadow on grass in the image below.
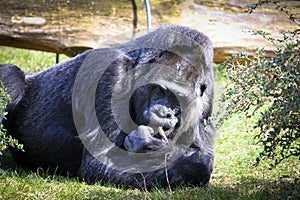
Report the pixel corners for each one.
[146,175,300,200]
[1,153,299,200]
[202,176,300,200]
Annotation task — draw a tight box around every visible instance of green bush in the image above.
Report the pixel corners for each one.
[0,81,23,156]
[218,1,299,167]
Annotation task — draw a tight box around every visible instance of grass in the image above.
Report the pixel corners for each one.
[0,46,68,72]
[0,46,299,199]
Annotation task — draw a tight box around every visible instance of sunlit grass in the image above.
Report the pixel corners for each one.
[0,46,68,72]
[0,46,299,199]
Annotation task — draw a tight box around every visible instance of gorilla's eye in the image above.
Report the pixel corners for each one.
[200,84,207,96]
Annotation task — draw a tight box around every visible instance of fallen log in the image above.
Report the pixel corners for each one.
[0,0,298,63]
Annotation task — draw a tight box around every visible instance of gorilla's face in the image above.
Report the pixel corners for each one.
[126,84,181,152]
[130,84,181,128]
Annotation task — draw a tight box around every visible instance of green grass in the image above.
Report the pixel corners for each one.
[0,46,68,72]
[0,46,299,199]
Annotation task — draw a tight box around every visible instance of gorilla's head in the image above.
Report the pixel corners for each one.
[73,25,215,189]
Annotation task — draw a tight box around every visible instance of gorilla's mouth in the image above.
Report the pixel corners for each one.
[153,121,180,141]
[123,124,178,153]
[123,103,180,152]
[148,104,180,140]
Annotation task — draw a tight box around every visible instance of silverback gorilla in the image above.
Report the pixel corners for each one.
[0,25,215,189]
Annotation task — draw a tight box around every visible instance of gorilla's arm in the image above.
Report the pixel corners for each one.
[79,148,213,189]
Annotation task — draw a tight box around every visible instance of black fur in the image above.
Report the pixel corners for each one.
[0,25,215,189]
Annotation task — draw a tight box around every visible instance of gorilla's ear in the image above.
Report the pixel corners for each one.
[0,64,25,121]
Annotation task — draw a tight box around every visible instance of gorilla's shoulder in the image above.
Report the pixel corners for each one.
[0,64,25,115]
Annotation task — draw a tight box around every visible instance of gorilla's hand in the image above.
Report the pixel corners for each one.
[124,103,180,153]
[124,125,167,152]
[148,104,178,132]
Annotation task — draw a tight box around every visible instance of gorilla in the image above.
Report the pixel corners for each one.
[0,25,215,189]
